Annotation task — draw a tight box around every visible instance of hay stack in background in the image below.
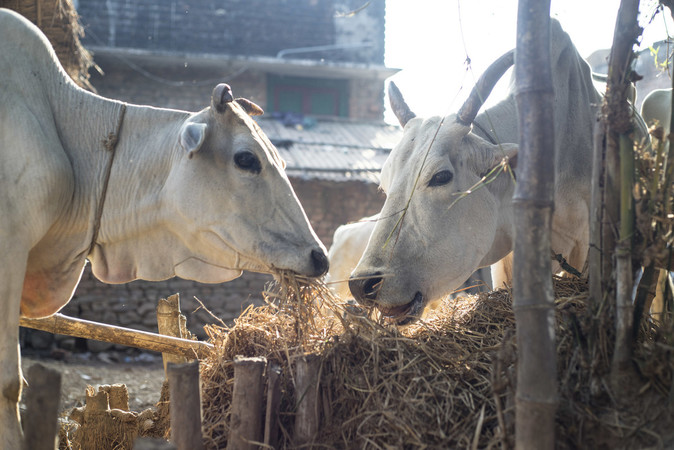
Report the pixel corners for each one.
[199,275,674,449]
[2,0,95,90]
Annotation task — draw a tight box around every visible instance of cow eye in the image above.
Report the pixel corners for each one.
[428,170,453,187]
[234,151,261,174]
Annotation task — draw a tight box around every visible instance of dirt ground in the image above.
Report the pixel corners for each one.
[20,350,166,415]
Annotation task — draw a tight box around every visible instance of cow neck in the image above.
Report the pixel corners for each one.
[87,102,127,258]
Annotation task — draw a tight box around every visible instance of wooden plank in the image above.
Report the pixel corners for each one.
[20,313,213,359]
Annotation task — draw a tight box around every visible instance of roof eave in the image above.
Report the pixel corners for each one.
[88,46,400,80]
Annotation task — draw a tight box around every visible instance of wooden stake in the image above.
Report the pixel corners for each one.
[264,363,282,448]
[168,362,204,450]
[22,363,62,450]
[227,356,266,450]
[133,437,177,449]
[157,294,189,375]
[20,313,213,359]
[294,354,321,447]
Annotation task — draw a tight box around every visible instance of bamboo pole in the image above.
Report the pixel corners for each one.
[22,363,62,450]
[589,120,607,304]
[227,356,266,450]
[614,134,636,372]
[603,0,641,386]
[168,362,204,450]
[19,313,213,359]
[513,1,556,448]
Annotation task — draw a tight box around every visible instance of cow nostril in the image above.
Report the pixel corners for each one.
[362,276,383,300]
[349,272,383,304]
[310,248,329,277]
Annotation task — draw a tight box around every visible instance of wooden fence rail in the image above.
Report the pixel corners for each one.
[20,313,213,359]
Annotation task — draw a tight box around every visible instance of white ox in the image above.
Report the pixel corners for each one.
[326,214,491,300]
[0,9,327,446]
[640,87,673,320]
[349,19,601,324]
[326,215,378,299]
[641,88,672,150]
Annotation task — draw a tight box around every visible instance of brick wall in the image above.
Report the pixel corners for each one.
[87,58,268,113]
[89,56,384,120]
[77,0,385,65]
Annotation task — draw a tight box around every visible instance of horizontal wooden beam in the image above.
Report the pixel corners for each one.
[20,313,213,359]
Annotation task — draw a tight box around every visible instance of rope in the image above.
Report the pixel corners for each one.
[473,120,498,145]
[88,102,127,257]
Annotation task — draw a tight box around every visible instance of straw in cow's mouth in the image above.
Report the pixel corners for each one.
[379,291,425,325]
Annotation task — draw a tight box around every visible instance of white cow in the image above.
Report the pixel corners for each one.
[326,215,378,299]
[0,9,327,446]
[349,19,603,324]
[641,88,671,150]
[327,213,492,300]
[640,88,672,319]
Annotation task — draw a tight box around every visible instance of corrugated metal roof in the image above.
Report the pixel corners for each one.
[257,116,402,183]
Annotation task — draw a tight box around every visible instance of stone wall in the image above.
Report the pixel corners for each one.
[23,177,384,351]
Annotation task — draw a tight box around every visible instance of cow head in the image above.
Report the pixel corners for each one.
[162,83,328,282]
[349,52,516,324]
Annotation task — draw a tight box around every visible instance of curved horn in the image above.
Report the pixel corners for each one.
[212,83,234,113]
[457,49,515,126]
[388,81,416,128]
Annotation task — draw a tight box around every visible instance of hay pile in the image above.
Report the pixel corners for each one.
[2,0,95,90]
[198,274,674,449]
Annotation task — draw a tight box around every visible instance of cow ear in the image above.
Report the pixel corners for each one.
[481,144,518,177]
[179,122,208,159]
[235,98,264,116]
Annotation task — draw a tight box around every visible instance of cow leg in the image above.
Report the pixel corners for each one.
[491,252,513,290]
[0,247,27,448]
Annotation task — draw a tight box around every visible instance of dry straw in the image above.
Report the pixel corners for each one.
[197,272,674,449]
[2,0,95,90]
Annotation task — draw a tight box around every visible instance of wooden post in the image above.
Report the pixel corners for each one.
[167,362,204,450]
[227,356,266,450]
[133,437,177,449]
[157,294,189,375]
[264,363,282,448]
[294,354,321,447]
[19,313,213,359]
[22,363,62,450]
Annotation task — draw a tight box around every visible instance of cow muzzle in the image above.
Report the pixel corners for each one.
[308,248,329,278]
[349,274,426,325]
